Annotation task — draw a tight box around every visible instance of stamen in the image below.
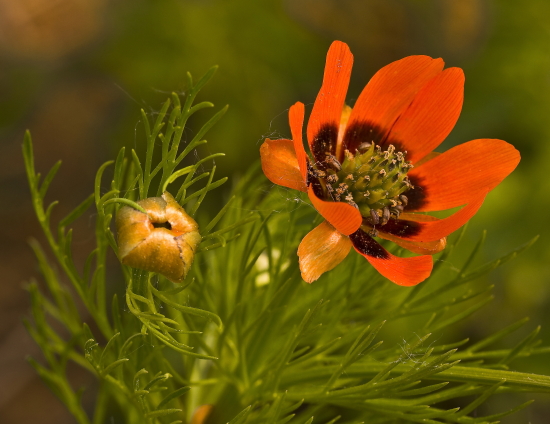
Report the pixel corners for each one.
[325,154,342,171]
[318,140,413,226]
[358,142,372,151]
[326,174,338,184]
[370,209,380,225]
[381,207,390,226]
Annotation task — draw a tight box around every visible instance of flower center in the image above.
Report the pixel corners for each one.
[312,143,414,227]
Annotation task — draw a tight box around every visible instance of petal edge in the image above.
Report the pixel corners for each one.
[308,186,362,236]
[350,229,433,286]
[298,221,352,283]
[260,138,307,192]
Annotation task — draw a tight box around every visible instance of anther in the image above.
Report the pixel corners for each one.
[379,169,386,177]
[370,209,380,225]
[358,142,372,151]
[387,145,395,154]
[391,208,402,218]
[400,194,408,206]
[381,207,391,226]
[364,190,370,197]
[346,174,354,181]
[326,174,338,184]
[325,154,341,171]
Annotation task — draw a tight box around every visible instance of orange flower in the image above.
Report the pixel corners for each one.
[260,41,520,286]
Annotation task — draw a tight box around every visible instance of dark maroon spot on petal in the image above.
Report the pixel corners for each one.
[350,228,389,259]
[379,218,422,238]
[312,123,338,165]
[405,175,427,210]
[306,161,326,199]
[343,121,405,155]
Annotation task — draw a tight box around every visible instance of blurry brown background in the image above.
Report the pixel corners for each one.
[1,0,550,422]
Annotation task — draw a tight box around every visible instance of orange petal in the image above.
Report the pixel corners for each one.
[403,195,486,241]
[406,139,520,212]
[307,185,362,236]
[289,102,308,182]
[336,104,353,161]
[375,195,485,243]
[350,228,433,286]
[415,151,440,167]
[343,56,444,153]
[387,67,464,164]
[377,231,446,255]
[298,221,352,283]
[391,237,446,256]
[260,138,307,192]
[368,212,446,255]
[307,41,353,163]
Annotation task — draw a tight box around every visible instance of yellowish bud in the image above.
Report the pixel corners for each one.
[116,192,201,283]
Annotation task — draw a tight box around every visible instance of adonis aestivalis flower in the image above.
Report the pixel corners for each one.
[260,41,520,286]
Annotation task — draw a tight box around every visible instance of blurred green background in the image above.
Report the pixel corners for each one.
[1,0,549,422]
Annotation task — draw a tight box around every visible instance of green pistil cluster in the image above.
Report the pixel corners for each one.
[322,143,413,226]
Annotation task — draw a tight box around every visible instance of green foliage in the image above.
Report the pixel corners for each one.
[23,70,550,424]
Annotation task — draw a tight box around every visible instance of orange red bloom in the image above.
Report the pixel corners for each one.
[260,41,520,286]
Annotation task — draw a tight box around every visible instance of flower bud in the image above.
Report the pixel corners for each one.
[116,192,201,283]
